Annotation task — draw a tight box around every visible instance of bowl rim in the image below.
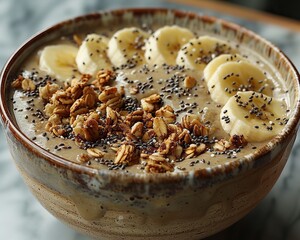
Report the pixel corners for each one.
[1,8,300,183]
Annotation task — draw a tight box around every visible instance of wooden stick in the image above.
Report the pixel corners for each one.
[168,0,300,32]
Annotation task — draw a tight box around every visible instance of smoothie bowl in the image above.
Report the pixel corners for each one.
[0,8,299,240]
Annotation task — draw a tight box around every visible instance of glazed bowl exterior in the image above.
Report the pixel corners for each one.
[1,8,300,240]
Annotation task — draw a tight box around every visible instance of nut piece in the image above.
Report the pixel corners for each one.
[72,113,101,142]
[114,144,139,165]
[77,153,91,163]
[213,139,231,151]
[131,122,144,138]
[45,114,62,132]
[142,129,156,142]
[158,133,183,160]
[87,148,105,158]
[181,114,209,136]
[98,86,123,110]
[141,94,161,112]
[53,105,70,117]
[125,109,144,126]
[51,126,67,137]
[140,152,150,160]
[84,118,101,142]
[141,99,153,112]
[173,145,183,159]
[39,82,59,101]
[143,112,153,128]
[178,129,192,144]
[155,105,176,124]
[11,75,24,88]
[93,70,115,90]
[45,114,67,137]
[110,143,121,152]
[145,153,174,173]
[229,134,248,148]
[168,124,183,135]
[158,133,177,155]
[44,103,56,117]
[185,143,206,159]
[69,86,98,117]
[82,86,98,108]
[70,98,89,117]
[106,106,120,126]
[181,114,199,129]
[129,86,139,95]
[69,76,90,100]
[184,76,197,89]
[22,78,36,91]
[193,124,209,137]
[52,90,73,105]
[153,117,168,139]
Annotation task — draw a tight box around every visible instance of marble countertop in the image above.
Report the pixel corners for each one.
[0,0,300,239]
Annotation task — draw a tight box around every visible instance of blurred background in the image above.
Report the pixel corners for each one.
[217,0,299,20]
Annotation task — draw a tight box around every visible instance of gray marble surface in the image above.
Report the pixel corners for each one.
[0,0,300,239]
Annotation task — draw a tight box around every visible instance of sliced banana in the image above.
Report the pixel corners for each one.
[220,91,287,142]
[39,44,78,81]
[107,27,150,68]
[176,36,236,71]
[204,54,245,82]
[145,25,195,66]
[76,34,111,75]
[207,61,274,105]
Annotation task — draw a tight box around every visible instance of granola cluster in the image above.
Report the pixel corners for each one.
[12,70,247,173]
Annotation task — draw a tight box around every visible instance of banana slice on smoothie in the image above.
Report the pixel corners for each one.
[220,91,287,142]
[207,61,274,105]
[204,54,246,82]
[145,25,195,66]
[176,36,236,71]
[39,44,78,81]
[107,27,150,67]
[76,34,111,75]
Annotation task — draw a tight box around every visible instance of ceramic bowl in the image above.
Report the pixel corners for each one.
[0,8,300,240]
